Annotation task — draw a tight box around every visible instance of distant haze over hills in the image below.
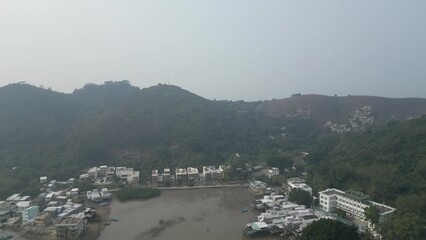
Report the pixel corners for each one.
[2,81,426,124]
[260,94,426,123]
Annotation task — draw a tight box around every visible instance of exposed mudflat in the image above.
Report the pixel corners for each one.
[98,187,278,240]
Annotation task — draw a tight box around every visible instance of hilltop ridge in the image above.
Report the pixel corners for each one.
[0,81,426,198]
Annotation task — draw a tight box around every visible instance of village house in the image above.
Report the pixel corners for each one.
[267,167,280,178]
[187,167,199,181]
[152,170,159,182]
[40,176,48,184]
[202,166,211,179]
[285,177,313,195]
[22,206,39,223]
[87,167,98,180]
[34,212,52,227]
[175,168,188,181]
[162,168,171,181]
[97,165,108,177]
[115,167,140,184]
[56,213,85,240]
[209,166,222,180]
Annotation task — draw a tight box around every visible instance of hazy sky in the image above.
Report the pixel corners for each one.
[1,1,425,101]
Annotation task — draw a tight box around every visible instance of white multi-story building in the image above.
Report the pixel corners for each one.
[268,167,280,178]
[115,167,139,184]
[87,167,98,180]
[162,168,171,181]
[152,170,159,182]
[98,165,108,177]
[285,177,312,195]
[70,188,79,197]
[187,167,199,181]
[100,188,111,199]
[175,168,187,181]
[40,176,48,184]
[319,188,396,222]
[209,166,222,180]
[202,166,211,179]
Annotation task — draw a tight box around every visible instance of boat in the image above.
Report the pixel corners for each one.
[110,217,119,221]
[243,222,270,238]
[241,208,248,213]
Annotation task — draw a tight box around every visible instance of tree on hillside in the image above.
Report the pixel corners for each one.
[297,219,360,240]
[264,153,292,173]
[288,188,312,207]
[380,213,426,240]
[364,206,380,225]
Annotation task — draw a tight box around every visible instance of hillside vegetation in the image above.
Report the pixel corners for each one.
[0,81,319,198]
[306,117,426,239]
[1,81,426,238]
[0,81,426,204]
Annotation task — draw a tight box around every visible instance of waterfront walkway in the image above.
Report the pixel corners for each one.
[157,183,248,190]
[108,183,248,192]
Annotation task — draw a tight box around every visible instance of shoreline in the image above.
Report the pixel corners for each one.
[81,202,111,240]
[156,183,249,190]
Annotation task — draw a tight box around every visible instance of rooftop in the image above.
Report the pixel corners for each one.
[57,214,83,225]
[370,201,397,215]
[16,201,31,208]
[176,168,187,174]
[0,210,10,216]
[287,177,306,184]
[187,167,199,174]
[343,190,370,202]
[6,193,21,201]
[319,188,345,196]
[251,222,268,230]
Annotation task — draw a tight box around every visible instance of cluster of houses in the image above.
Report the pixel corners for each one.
[79,165,140,185]
[0,191,89,240]
[245,176,396,238]
[86,188,111,202]
[324,106,375,133]
[245,193,320,238]
[0,172,113,240]
[151,166,226,183]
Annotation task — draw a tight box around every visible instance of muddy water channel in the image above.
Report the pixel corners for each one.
[98,187,277,240]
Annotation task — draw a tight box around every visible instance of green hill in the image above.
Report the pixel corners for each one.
[1,81,426,204]
[306,117,426,239]
[1,81,425,238]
